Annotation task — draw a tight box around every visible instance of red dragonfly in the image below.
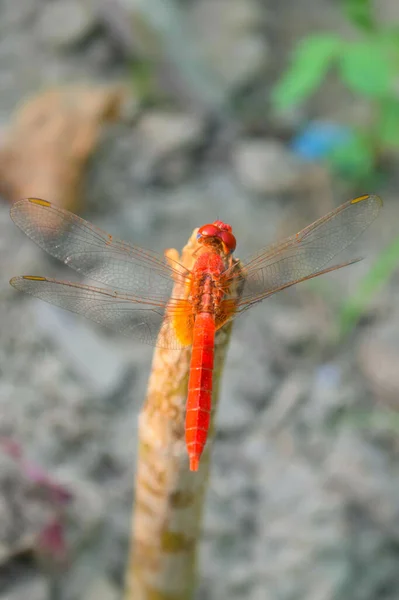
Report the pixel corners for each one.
[10,195,382,471]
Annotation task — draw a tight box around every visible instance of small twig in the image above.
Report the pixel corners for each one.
[124,227,243,600]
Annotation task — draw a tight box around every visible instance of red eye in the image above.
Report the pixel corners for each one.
[198,224,219,238]
[220,230,236,252]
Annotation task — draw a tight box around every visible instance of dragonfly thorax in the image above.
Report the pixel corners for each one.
[189,251,232,316]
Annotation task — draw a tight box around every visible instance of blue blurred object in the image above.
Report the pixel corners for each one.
[291,121,353,161]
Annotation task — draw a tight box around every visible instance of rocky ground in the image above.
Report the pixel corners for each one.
[1,1,399,599]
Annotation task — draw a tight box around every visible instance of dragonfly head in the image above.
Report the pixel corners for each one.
[197,220,236,253]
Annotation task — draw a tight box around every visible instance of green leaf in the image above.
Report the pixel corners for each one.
[130,60,157,103]
[378,97,399,147]
[271,34,341,109]
[342,0,375,32]
[340,410,399,434]
[339,40,392,97]
[378,26,399,47]
[327,132,375,180]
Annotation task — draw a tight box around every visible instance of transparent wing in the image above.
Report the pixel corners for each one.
[10,198,190,300]
[228,194,382,310]
[10,276,190,349]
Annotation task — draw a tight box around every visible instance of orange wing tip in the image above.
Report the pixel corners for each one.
[22,276,47,281]
[189,455,200,472]
[27,198,52,207]
[351,194,370,203]
[10,275,48,287]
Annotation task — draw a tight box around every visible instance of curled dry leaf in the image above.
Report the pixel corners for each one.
[0,84,127,212]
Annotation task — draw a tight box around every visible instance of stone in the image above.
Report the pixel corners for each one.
[133,111,206,184]
[37,0,98,48]
[85,576,120,600]
[233,139,304,195]
[33,301,132,398]
[358,320,399,407]
[137,111,205,156]
[0,576,49,600]
[188,0,269,90]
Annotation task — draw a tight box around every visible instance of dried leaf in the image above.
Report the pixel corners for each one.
[0,84,127,212]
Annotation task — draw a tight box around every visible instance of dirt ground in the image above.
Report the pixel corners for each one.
[1,1,399,599]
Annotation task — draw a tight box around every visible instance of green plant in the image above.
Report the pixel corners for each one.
[271,0,399,182]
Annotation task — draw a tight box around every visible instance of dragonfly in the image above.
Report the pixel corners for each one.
[10,195,382,471]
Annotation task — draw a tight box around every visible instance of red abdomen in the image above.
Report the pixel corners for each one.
[186,312,215,471]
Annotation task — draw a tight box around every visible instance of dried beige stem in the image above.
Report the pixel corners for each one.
[124,228,243,600]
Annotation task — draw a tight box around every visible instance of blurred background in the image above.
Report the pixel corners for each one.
[1,0,399,598]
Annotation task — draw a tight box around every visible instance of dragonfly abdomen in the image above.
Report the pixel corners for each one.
[186,312,215,471]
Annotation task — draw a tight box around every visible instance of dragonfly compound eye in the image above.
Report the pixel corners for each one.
[219,230,236,253]
[197,224,220,239]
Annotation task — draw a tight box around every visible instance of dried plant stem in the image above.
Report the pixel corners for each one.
[124,228,242,600]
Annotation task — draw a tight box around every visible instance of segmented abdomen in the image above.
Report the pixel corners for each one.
[185,312,215,471]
